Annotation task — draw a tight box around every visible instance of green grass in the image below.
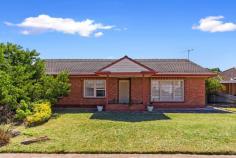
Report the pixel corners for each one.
[1,112,236,154]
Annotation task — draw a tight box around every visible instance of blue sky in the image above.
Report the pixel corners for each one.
[0,0,236,70]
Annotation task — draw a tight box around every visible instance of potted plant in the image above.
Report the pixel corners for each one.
[147,103,154,112]
[97,105,103,112]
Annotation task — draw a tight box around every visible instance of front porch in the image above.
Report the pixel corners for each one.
[95,55,155,111]
[104,77,150,111]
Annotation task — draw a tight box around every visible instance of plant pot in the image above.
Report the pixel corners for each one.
[147,105,154,112]
[97,105,103,112]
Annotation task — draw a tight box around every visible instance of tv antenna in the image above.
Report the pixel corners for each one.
[185,49,194,60]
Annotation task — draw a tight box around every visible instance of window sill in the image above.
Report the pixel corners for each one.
[83,97,106,99]
[152,101,185,103]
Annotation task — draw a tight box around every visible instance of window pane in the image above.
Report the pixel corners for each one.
[86,88,94,97]
[174,80,184,101]
[151,80,160,101]
[85,80,95,97]
[96,90,105,97]
[85,80,94,88]
[160,81,173,101]
[96,80,105,89]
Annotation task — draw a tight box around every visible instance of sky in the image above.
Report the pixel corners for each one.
[0,0,236,70]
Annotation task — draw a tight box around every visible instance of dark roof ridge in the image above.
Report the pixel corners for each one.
[44,58,190,61]
[44,59,115,62]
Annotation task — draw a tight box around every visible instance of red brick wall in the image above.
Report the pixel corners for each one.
[56,77,106,108]
[130,78,142,103]
[107,78,118,102]
[56,76,206,109]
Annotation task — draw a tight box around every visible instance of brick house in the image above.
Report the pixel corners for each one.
[45,56,215,111]
[220,67,236,96]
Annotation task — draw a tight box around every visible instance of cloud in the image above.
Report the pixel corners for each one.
[21,30,30,35]
[94,32,103,37]
[114,27,128,31]
[192,16,236,32]
[4,21,14,26]
[5,14,114,37]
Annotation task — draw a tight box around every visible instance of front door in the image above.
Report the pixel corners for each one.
[119,80,130,104]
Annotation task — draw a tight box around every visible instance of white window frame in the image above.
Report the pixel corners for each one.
[84,80,106,98]
[151,80,184,102]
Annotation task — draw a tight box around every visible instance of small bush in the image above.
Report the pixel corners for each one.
[25,102,52,127]
[206,77,225,95]
[0,125,11,146]
[15,100,32,120]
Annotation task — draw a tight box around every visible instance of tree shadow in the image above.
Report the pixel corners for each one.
[90,112,170,122]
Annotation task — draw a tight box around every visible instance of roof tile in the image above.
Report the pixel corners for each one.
[220,67,236,80]
[44,58,212,75]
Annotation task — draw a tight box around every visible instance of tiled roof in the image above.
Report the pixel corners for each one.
[220,67,236,81]
[45,58,213,75]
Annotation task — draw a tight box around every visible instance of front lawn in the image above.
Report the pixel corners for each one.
[1,112,236,154]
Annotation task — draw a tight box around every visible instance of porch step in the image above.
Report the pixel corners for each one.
[106,104,146,112]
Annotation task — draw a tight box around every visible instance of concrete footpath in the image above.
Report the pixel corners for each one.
[0,154,236,158]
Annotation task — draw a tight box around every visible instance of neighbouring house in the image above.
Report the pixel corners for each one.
[220,67,236,96]
[45,56,215,111]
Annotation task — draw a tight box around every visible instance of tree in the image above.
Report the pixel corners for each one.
[0,71,19,106]
[28,72,70,104]
[0,43,70,111]
[206,68,225,95]
[206,78,225,95]
[209,68,221,73]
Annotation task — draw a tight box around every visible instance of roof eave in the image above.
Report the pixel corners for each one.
[153,72,217,77]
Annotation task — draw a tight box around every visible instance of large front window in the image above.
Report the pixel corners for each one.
[151,80,184,102]
[84,80,106,98]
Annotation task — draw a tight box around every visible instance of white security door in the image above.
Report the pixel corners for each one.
[119,80,130,104]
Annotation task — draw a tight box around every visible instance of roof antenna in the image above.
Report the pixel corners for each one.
[185,49,194,60]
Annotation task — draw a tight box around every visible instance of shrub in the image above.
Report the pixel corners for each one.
[206,77,225,95]
[25,102,52,127]
[0,43,70,119]
[0,125,11,146]
[15,100,32,120]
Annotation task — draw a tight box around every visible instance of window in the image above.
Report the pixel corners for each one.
[151,80,160,101]
[151,80,184,102]
[160,81,173,101]
[84,80,106,97]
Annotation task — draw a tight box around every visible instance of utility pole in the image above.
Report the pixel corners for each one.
[186,49,194,60]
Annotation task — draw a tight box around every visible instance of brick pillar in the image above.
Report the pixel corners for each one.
[142,75,145,106]
[106,75,109,108]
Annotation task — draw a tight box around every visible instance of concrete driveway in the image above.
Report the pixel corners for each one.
[0,154,236,158]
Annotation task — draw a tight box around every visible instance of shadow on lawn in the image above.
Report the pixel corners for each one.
[53,108,96,113]
[90,112,170,122]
